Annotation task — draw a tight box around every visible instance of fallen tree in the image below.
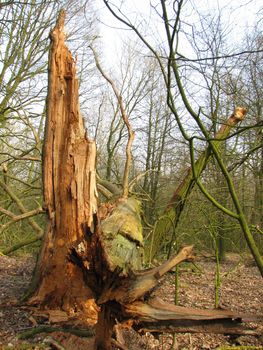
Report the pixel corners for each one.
[25,11,262,350]
[146,107,247,263]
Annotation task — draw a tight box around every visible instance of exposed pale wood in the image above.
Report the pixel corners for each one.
[27,13,261,349]
[98,246,193,304]
[28,10,98,321]
[123,298,262,336]
[123,297,262,321]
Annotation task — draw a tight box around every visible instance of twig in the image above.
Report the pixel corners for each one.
[0,207,44,234]
[251,225,263,235]
[128,169,158,192]
[0,179,43,235]
[111,339,128,350]
[228,142,263,172]
[44,337,66,350]
[90,46,135,199]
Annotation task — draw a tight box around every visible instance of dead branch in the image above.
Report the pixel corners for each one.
[1,234,43,255]
[97,175,121,196]
[0,179,43,235]
[19,326,94,340]
[122,298,262,336]
[134,319,260,336]
[0,207,44,234]
[90,46,135,199]
[97,183,114,199]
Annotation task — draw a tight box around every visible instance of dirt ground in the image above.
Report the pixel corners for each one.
[0,254,262,350]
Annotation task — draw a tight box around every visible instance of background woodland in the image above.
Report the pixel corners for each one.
[0,0,262,268]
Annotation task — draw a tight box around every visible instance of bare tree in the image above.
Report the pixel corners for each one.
[102,0,263,276]
[0,0,98,254]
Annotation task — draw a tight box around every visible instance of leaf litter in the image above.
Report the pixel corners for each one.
[0,254,262,349]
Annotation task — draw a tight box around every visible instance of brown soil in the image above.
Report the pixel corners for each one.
[0,254,262,350]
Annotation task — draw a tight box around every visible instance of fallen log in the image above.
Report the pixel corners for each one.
[123,298,262,336]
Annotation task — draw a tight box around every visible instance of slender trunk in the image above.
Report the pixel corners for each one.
[146,109,246,262]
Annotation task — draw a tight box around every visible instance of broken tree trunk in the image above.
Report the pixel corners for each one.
[146,108,247,262]
[28,11,98,322]
[73,203,261,349]
[25,13,262,350]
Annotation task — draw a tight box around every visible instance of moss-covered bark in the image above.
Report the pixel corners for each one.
[146,108,247,262]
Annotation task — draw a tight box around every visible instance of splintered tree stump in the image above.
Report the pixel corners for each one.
[80,200,261,349]
[28,11,98,323]
[27,11,262,350]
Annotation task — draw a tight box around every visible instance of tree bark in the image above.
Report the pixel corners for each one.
[28,11,98,323]
[25,13,261,349]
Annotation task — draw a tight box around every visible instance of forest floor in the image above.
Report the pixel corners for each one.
[0,253,262,350]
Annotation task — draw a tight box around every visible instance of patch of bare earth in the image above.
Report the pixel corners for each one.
[0,254,262,349]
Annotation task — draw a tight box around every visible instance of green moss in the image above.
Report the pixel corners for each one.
[101,197,144,273]
[102,198,143,244]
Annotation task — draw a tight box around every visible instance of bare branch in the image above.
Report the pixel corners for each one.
[90,46,135,198]
[228,142,263,172]
[0,179,43,235]
[0,207,44,234]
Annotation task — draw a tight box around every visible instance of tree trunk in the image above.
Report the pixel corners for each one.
[146,108,247,262]
[28,11,98,323]
[26,13,261,349]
